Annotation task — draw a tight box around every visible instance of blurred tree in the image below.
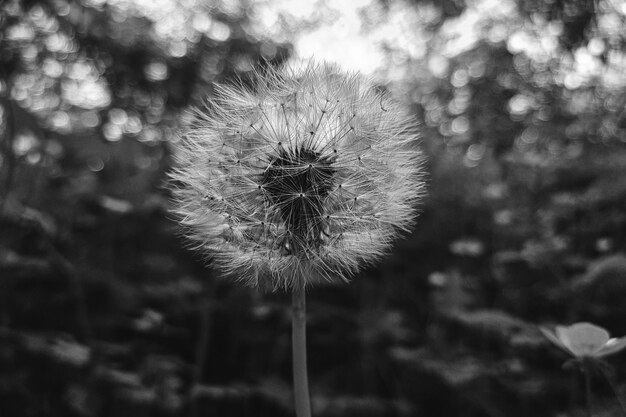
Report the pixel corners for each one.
[0,2,291,415]
[2,0,626,415]
[367,0,626,261]
[0,0,289,210]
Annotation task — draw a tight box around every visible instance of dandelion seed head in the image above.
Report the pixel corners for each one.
[169,60,426,290]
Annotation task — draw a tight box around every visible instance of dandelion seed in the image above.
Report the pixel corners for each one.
[169,60,426,290]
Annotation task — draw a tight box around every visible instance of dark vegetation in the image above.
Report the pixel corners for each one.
[1,0,626,416]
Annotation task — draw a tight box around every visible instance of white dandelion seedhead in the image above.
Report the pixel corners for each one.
[169,61,426,290]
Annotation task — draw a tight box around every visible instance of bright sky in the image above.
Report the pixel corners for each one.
[252,0,407,75]
[115,0,626,84]
[255,0,626,88]
[289,0,386,74]
[252,0,516,76]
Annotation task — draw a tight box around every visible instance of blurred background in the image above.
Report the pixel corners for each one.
[2,0,626,416]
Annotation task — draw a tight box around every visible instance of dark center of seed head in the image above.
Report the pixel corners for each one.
[261,147,335,252]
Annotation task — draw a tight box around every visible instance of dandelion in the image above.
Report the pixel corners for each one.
[169,61,425,289]
[169,60,425,417]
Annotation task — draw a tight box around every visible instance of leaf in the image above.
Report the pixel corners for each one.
[540,326,571,355]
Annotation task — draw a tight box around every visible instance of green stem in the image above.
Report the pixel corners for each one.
[292,283,312,417]
[598,362,626,417]
[584,360,593,417]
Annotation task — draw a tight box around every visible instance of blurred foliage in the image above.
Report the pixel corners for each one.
[1,0,626,416]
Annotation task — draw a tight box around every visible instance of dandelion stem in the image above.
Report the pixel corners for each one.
[292,283,312,417]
